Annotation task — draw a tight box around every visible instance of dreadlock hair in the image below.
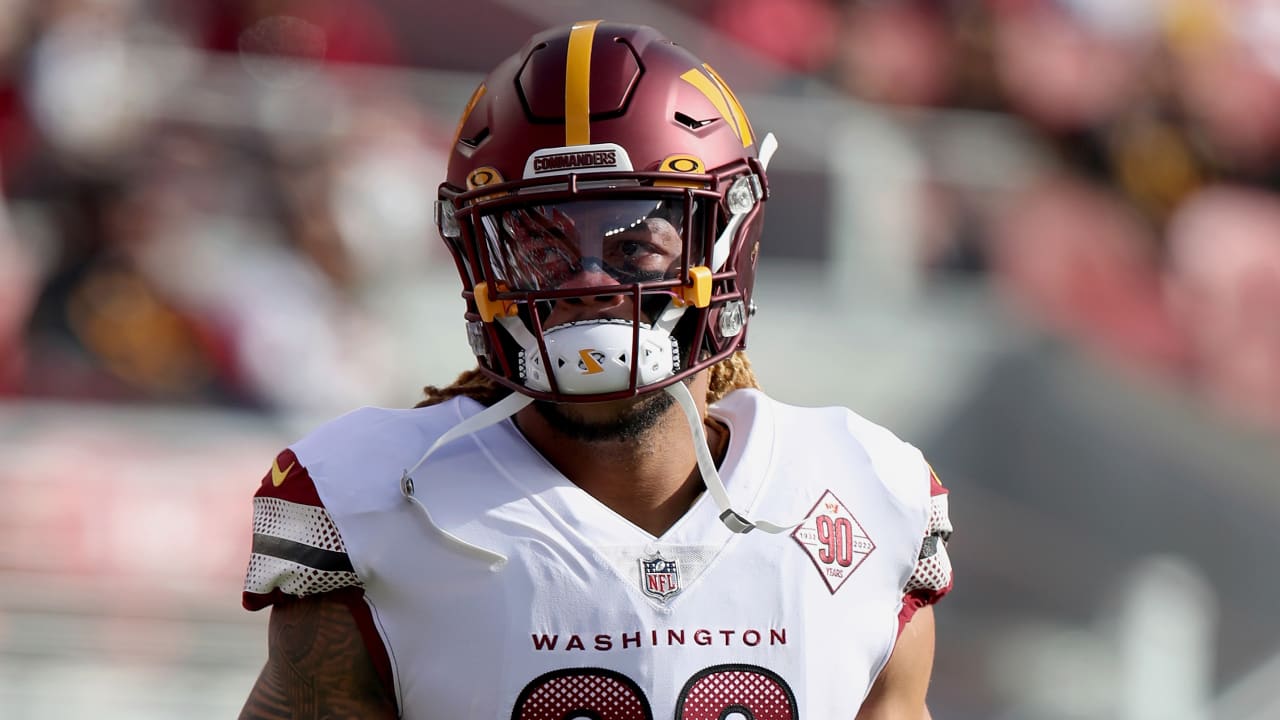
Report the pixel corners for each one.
[415,351,760,409]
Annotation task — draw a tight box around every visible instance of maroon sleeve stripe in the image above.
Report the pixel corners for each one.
[254,448,326,507]
[928,465,948,497]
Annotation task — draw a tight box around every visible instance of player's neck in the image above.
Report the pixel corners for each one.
[514,385,727,536]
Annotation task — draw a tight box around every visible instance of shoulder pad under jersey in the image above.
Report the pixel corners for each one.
[242,447,361,610]
[899,464,954,631]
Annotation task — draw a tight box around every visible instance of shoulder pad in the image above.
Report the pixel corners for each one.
[242,448,362,610]
[898,462,954,632]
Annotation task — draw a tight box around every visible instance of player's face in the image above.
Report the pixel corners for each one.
[479,198,692,326]
[532,390,675,443]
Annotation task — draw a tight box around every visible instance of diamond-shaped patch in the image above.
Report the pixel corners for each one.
[791,490,876,594]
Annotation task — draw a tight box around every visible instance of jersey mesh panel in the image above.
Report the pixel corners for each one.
[252,496,350,551]
[247,496,361,596]
[245,553,362,596]
[901,493,955,595]
[903,537,952,595]
[927,494,953,538]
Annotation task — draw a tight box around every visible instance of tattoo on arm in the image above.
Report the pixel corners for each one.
[240,595,396,720]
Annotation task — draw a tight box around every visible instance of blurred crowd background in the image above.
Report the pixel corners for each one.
[1,0,1278,718]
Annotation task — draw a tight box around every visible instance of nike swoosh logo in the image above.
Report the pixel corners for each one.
[272,459,296,487]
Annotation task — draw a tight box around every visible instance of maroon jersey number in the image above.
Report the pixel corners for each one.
[511,668,652,720]
[675,664,798,720]
[512,664,796,719]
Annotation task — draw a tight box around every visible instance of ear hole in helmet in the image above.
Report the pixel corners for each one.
[673,112,715,129]
[460,127,490,149]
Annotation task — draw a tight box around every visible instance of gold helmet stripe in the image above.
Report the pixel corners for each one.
[452,83,487,150]
[703,63,754,147]
[565,20,602,146]
[679,68,736,141]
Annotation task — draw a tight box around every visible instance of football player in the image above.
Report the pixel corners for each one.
[240,21,953,720]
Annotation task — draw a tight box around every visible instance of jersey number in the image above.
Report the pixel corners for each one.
[511,664,797,719]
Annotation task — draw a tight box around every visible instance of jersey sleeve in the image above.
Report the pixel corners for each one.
[898,463,954,631]
[242,448,364,611]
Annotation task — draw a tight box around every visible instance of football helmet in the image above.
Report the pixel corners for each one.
[436,20,774,402]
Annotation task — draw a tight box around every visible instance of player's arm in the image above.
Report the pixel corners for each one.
[855,604,936,720]
[240,593,397,720]
[240,448,397,719]
[856,459,953,719]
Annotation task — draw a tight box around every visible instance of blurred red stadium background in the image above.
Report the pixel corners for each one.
[2,1,1279,718]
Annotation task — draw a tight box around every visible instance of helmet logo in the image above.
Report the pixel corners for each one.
[656,154,706,189]
[467,166,504,189]
[534,148,616,173]
[660,155,704,174]
[679,64,754,147]
[577,349,606,374]
[524,142,633,179]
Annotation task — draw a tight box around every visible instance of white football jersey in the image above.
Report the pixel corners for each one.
[244,389,953,719]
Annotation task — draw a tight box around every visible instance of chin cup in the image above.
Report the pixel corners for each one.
[519,319,680,394]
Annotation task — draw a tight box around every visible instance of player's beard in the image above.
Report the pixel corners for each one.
[532,388,676,444]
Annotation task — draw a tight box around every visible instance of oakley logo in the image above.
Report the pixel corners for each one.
[466,166,503,189]
[578,350,606,374]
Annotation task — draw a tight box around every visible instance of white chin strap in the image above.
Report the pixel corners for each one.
[510,314,797,533]
[399,374,797,569]
[400,391,534,570]
[664,380,800,535]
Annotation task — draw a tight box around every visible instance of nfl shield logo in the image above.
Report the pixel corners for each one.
[639,552,681,601]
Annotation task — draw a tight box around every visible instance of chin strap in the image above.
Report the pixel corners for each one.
[400,392,534,570]
[759,131,778,171]
[664,381,802,535]
[401,376,797,569]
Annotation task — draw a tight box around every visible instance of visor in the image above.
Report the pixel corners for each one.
[478,197,708,292]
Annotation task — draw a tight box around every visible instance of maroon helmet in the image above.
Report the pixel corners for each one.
[436,20,773,402]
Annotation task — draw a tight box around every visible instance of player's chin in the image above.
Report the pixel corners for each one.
[534,390,675,443]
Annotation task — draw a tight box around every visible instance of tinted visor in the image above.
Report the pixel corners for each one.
[478,198,705,291]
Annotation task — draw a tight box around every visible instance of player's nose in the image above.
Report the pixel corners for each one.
[548,260,627,322]
[560,259,623,298]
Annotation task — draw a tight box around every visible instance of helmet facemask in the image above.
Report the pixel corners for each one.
[438,165,765,404]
